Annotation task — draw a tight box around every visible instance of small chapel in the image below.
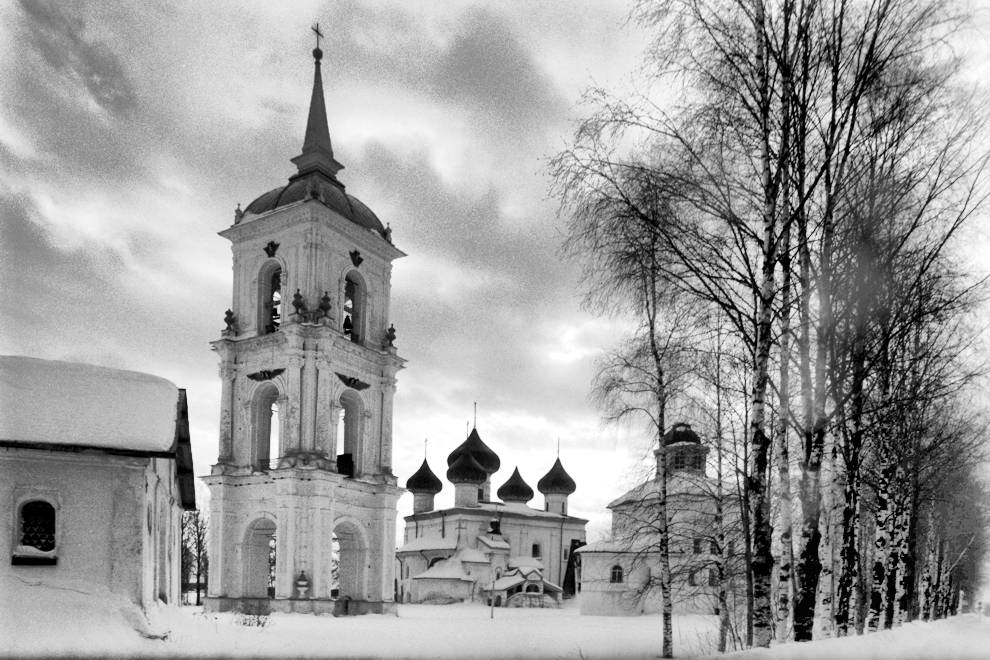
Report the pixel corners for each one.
[396,428,587,606]
[203,37,404,615]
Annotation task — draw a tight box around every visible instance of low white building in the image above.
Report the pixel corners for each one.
[396,428,586,605]
[0,356,195,609]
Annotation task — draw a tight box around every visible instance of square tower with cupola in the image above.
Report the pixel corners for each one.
[203,37,404,615]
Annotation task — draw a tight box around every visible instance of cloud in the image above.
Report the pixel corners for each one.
[428,8,567,137]
[17,0,138,118]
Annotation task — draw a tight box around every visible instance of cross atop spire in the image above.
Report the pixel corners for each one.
[312,22,324,51]
[289,24,344,183]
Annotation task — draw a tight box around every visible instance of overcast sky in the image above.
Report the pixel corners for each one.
[0,0,666,537]
[3,1,990,545]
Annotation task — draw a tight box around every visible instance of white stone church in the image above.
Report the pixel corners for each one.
[202,42,404,615]
[397,428,587,605]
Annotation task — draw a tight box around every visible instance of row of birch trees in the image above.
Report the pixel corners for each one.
[552,0,989,655]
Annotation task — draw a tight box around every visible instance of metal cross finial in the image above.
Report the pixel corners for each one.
[473,402,477,428]
[557,437,560,457]
[312,22,324,49]
[424,438,428,459]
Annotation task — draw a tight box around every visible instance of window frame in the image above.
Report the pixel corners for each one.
[609,564,624,584]
[12,498,58,565]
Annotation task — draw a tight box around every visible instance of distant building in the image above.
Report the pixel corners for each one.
[397,428,587,606]
[578,423,744,616]
[0,356,195,609]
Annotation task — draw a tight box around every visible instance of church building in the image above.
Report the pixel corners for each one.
[577,423,745,616]
[397,428,587,606]
[203,39,404,615]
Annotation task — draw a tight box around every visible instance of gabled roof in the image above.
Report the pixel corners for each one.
[412,559,473,582]
[0,356,179,455]
[396,536,458,554]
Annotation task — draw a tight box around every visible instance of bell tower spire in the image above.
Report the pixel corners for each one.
[291,23,344,182]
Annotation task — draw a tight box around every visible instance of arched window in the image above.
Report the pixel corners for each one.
[253,385,280,471]
[610,565,623,584]
[342,272,364,344]
[525,584,540,593]
[258,263,282,335]
[337,391,363,477]
[13,500,57,565]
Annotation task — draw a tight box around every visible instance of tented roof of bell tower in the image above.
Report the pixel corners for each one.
[240,45,388,238]
[446,427,500,475]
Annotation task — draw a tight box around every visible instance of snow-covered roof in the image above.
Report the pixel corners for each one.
[396,536,458,554]
[477,535,511,551]
[412,559,473,582]
[0,356,178,454]
[456,548,489,564]
[576,536,660,554]
[508,555,544,570]
[485,575,525,591]
[607,473,713,509]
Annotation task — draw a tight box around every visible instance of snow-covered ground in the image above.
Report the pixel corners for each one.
[4,573,990,658]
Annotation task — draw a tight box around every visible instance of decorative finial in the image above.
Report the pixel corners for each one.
[312,22,324,60]
[424,438,428,459]
[557,437,560,457]
[473,402,477,428]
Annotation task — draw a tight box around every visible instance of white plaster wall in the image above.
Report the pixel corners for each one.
[1,448,183,609]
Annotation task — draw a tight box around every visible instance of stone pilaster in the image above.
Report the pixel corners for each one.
[300,344,318,452]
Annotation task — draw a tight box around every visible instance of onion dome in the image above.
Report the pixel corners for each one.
[406,459,442,494]
[446,427,500,474]
[446,451,488,484]
[497,467,534,503]
[537,457,576,495]
[662,422,701,446]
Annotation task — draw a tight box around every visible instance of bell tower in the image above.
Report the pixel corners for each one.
[203,36,405,615]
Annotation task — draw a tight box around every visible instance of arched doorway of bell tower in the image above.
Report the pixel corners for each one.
[331,518,368,601]
[242,517,277,599]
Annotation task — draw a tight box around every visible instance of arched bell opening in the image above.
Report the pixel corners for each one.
[242,518,277,599]
[342,270,366,344]
[257,260,283,335]
[252,383,281,471]
[336,390,363,477]
[332,519,368,600]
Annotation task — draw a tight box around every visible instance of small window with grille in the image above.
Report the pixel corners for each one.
[13,500,57,565]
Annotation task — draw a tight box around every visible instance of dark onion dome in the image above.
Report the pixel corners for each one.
[662,422,701,446]
[446,427,500,474]
[446,451,488,484]
[406,459,443,494]
[537,457,576,495]
[243,174,386,236]
[497,467,534,503]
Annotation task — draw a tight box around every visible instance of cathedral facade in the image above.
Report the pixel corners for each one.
[203,43,404,615]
